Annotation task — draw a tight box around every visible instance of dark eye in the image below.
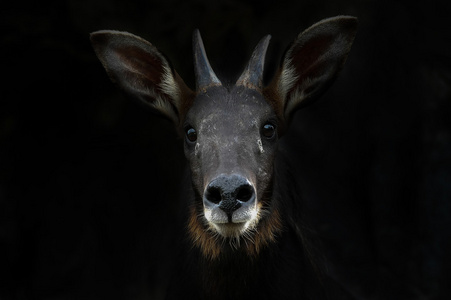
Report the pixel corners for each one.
[262,123,276,139]
[186,127,197,142]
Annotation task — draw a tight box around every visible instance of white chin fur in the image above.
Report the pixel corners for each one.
[212,222,248,237]
[204,206,259,238]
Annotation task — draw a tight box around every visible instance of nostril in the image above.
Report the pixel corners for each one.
[205,186,222,204]
[236,185,254,202]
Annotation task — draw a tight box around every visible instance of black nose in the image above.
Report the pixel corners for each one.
[204,174,255,216]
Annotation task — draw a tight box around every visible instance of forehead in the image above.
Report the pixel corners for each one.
[186,86,274,127]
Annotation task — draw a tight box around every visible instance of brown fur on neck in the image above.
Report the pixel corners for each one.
[187,200,283,260]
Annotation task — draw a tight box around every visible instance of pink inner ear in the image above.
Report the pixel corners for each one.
[290,34,334,81]
[116,45,165,88]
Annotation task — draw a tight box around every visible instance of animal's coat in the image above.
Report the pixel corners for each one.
[91,16,357,299]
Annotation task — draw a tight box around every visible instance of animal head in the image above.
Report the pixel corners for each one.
[90,16,357,259]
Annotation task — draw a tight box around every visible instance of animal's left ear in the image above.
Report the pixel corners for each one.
[265,16,358,125]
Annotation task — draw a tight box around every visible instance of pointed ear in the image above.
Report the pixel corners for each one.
[265,16,357,125]
[90,30,194,125]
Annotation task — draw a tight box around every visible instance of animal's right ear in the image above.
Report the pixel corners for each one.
[90,30,194,125]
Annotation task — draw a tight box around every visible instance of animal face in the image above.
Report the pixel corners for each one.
[90,16,357,258]
[184,85,278,239]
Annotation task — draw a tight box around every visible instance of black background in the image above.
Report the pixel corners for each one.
[1,0,450,299]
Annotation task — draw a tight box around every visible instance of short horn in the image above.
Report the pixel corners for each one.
[236,35,271,90]
[193,29,222,91]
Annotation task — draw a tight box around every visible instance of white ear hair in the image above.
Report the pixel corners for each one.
[278,60,299,106]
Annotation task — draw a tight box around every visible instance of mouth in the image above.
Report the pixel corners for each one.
[204,205,260,238]
[211,222,248,237]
